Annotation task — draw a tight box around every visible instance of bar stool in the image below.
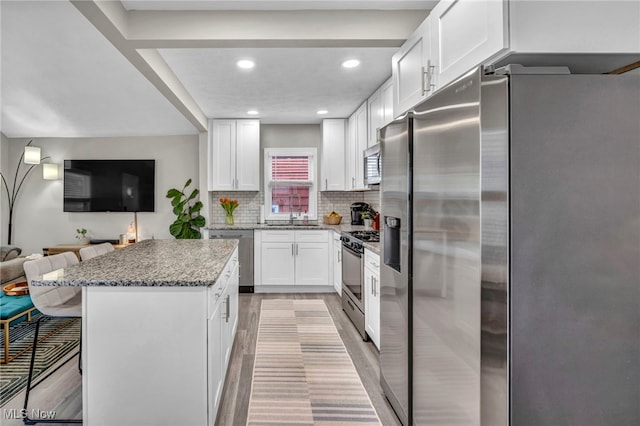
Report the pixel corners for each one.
[22,252,82,424]
[79,242,114,261]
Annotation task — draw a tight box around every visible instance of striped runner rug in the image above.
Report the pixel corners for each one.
[247,299,381,425]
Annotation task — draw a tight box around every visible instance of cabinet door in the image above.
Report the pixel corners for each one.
[367,89,383,148]
[235,120,260,191]
[364,266,380,349]
[364,249,380,349]
[261,242,295,285]
[208,291,224,423]
[321,119,346,191]
[392,17,431,116]
[354,102,368,190]
[381,78,394,126]
[221,262,238,368]
[431,0,507,90]
[295,242,329,285]
[209,120,236,191]
[346,113,357,190]
[333,236,342,295]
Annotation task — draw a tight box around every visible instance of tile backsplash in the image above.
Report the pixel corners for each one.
[208,190,367,225]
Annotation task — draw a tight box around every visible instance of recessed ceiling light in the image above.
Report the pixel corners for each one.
[237,60,255,69]
[341,59,360,69]
[317,110,329,115]
[247,110,259,115]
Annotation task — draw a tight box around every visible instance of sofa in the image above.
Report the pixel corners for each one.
[1,246,27,285]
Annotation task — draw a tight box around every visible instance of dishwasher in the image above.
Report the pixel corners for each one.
[207,229,254,293]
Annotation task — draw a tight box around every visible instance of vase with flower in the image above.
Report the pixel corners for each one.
[219,198,239,225]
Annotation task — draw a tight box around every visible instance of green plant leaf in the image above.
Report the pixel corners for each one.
[171,196,182,207]
[166,188,181,198]
[192,215,206,227]
[187,189,198,201]
[169,221,183,237]
[173,204,184,216]
[184,178,192,188]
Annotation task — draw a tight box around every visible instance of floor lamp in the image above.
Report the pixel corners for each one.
[0,140,53,245]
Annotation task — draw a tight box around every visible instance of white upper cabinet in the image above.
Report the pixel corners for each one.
[367,89,383,148]
[346,102,368,191]
[392,17,434,117]
[430,0,507,92]
[321,119,346,191]
[381,77,394,126]
[208,119,260,191]
[366,77,394,146]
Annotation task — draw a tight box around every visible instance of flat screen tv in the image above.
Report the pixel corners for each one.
[64,160,155,212]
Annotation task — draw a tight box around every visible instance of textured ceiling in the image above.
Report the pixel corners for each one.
[1,1,433,137]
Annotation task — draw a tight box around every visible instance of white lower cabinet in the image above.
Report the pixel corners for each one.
[256,230,330,289]
[364,249,380,349]
[332,232,342,295]
[208,249,239,424]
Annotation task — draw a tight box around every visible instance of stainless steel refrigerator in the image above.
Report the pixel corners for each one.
[379,66,640,426]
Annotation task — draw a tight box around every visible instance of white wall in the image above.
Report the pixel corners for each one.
[2,135,198,254]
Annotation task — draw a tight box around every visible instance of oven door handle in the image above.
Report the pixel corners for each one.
[342,244,362,257]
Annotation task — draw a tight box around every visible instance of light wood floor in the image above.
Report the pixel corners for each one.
[0,293,401,426]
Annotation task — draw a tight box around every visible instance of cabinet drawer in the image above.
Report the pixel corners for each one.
[260,230,295,242]
[295,230,329,243]
[364,249,380,270]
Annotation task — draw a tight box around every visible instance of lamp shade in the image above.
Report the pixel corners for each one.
[24,146,41,164]
[43,163,59,180]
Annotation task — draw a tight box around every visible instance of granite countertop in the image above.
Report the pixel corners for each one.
[206,223,381,254]
[32,239,239,287]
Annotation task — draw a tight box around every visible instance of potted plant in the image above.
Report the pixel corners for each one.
[166,179,206,239]
[76,228,90,244]
[361,211,372,228]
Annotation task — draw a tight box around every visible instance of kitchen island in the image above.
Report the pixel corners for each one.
[32,239,239,426]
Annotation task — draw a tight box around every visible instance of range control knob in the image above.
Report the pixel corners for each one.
[340,236,348,242]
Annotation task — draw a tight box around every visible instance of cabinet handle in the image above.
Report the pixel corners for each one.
[338,250,341,263]
[425,60,435,93]
[296,243,299,256]
[421,65,427,95]
[374,277,377,297]
[226,294,230,322]
[352,177,355,188]
[325,179,328,190]
[292,243,295,256]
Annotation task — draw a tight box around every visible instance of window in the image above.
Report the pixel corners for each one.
[264,148,317,220]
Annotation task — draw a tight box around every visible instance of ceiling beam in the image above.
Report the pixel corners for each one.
[125,10,428,48]
[70,0,208,132]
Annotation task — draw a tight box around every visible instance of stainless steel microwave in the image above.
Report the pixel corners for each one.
[364,144,381,185]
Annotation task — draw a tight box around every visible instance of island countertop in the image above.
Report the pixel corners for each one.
[32,239,238,287]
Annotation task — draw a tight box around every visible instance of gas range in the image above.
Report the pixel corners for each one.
[348,230,380,242]
[340,230,380,254]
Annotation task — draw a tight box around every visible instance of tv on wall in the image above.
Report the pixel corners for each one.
[64,160,155,212]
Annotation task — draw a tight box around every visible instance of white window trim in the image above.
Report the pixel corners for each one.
[264,147,317,221]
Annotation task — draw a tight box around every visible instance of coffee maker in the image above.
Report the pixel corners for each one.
[350,202,370,225]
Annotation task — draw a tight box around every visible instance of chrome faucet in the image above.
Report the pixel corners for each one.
[289,211,294,224]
